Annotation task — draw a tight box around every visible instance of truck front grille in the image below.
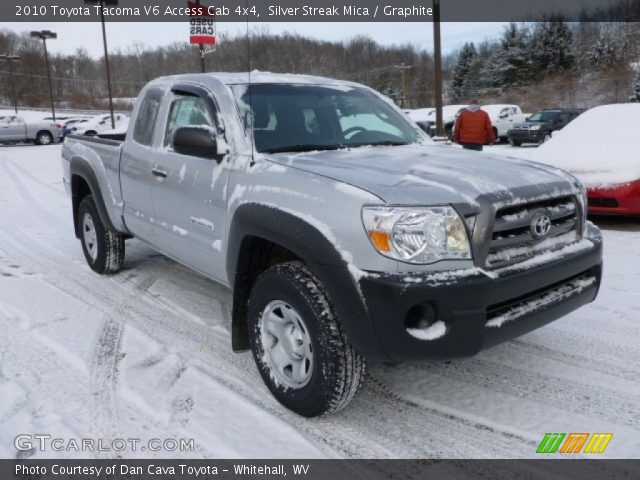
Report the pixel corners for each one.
[486,196,580,269]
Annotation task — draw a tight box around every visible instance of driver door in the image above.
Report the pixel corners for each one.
[150,85,230,282]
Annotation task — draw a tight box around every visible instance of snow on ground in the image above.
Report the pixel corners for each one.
[0,144,639,459]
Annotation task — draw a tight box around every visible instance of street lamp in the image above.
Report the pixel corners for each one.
[432,0,444,138]
[84,0,117,129]
[0,54,20,114]
[30,30,57,121]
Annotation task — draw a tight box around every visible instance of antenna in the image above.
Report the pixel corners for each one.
[246,0,255,166]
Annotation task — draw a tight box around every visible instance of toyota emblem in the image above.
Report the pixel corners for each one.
[531,212,552,239]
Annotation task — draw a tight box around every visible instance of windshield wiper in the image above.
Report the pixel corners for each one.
[261,144,345,154]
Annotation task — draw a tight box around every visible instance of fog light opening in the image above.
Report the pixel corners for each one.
[405,303,447,341]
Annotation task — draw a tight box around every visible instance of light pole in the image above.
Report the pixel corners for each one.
[432,0,444,137]
[30,30,57,121]
[85,0,117,129]
[0,54,20,114]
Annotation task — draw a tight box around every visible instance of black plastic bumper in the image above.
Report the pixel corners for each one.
[508,130,544,143]
[355,228,603,362]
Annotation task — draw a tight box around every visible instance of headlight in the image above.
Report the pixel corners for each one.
[530,125,542,131]
[362,206,472,264]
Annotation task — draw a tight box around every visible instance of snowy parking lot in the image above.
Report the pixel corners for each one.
[0,143,639,459]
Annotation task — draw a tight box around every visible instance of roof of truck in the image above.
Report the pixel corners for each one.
[150,71,362,88]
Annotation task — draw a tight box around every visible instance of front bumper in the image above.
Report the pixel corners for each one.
[588,180,640,216]
[508,129,545,143]
[356,225,602,362]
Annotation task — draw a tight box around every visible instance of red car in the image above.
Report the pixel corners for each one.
[587,179,640,216]
[531,104,640,217]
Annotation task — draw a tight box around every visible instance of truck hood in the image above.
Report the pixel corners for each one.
[269,144,578,210]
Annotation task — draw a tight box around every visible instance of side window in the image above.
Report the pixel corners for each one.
[164,94,217,148]
[133,88,163,146]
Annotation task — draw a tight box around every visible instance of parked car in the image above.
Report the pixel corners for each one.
[481,104,528,143]
[508,109,584,146]
[424,105,466,138]
[71,113,129,136]
[532,104,640,216]
[62,72,602,417]
[0,114,62,145]
[60,117,91,140]
[405,107,435,134]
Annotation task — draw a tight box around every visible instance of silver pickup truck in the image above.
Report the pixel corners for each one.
[0,114,62,145]
[62,72,603,417]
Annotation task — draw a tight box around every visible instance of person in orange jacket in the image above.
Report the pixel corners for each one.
[453,100,495,151]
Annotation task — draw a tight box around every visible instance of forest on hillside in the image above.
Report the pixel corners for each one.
[1,21,639,112]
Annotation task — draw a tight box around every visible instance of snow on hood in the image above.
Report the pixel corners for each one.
[268,143,578,208]
[531,104,640,188]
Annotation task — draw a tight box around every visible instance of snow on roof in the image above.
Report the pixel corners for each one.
[531,103,640,188]
[406,107,434,121]
[481,104,519,114]
[150,70,363,88]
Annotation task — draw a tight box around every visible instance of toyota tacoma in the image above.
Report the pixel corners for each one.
[62,73,603,417]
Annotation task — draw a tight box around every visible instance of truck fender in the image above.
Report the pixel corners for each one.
[69,157,119,239]
[226,203,387,361]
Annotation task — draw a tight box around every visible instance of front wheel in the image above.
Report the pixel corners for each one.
[78,196,125,274]
[509,138,522,147]
[248,262,365,417]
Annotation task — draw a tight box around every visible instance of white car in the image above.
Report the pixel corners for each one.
[481,104,528,142]
[72,113,129,136]
[425,105,467,138]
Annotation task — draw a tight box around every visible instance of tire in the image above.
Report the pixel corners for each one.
[493,128,499,143]
[84,130,97,136]
[541,133,552,144]
[247,261,365,417]
[509,138,522,147]
[35,131,53,145]
[77,196,125,274]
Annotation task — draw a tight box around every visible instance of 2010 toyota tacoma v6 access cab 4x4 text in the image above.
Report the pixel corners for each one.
[62,72,603,417]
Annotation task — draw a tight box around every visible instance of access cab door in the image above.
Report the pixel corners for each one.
[150,84,230,282]
[120,87,165,243]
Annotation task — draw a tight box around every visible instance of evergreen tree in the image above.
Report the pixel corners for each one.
[450,42,477,101]
[530,19,574,75]
[483,23,533,88]
[631,73,640,102]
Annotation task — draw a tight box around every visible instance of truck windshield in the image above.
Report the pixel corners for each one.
[232,84,423,153]
[528,111,560,122]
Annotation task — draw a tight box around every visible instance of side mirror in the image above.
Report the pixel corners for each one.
[173,126,221,160]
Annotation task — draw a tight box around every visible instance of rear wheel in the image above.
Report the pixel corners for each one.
[78,196,125,274]
[247,261,365,417]
[35,131,53,145]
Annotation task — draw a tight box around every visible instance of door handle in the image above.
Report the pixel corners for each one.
[151,167,168,179]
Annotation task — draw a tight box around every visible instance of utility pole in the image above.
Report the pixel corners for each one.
[0,55,20,114]
[85,0,117,129]
[396,62,412,109]
[196,0,206,72]
[30,30,57,121]
[433,0,444,137]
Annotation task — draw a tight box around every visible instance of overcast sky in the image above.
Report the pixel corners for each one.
[0,22,507,57]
